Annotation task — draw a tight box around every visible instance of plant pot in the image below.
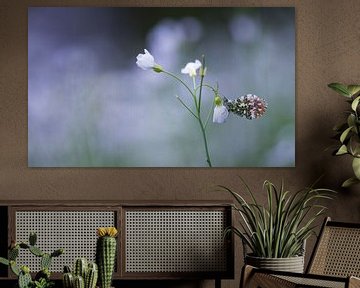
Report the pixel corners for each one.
[245,254,305,273]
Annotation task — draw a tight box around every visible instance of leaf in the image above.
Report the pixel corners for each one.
[351,96,360,111]
[336,145,348,155]
[0,257,9,266]
[342,177,360,188]
[349,135,360,156]
[328,83,351,97]
[352,157,360,179]
[347,85,360,96]
[347,114,356,128]
[340,126,353,143]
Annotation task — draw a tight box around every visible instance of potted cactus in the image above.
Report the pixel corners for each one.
[0,232,63,288]
[96,227,118,288]
[62,258,98,288]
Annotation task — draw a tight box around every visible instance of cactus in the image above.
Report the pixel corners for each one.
[29,245,44,257]
[41,253,52,270]
[85,262,98,288]
[96,227,118,288]
[18,266,32,288]
[0,232,63,288]
[63,272,74,288]
[9,246,19,260]
[74,258,88,279]
[63,260,98,288]
[74,275,85,288]
[51,248,64,258]
[29,232,37,246]
[10,260,20,276]
[35,268,51,281]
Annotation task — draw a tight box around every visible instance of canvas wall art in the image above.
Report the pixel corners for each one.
[28,7,295,167]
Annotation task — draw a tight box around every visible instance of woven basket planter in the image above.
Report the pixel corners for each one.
[245,254,305,273]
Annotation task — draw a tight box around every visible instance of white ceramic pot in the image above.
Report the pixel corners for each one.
[245,254,305,273]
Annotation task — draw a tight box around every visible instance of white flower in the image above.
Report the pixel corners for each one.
[213,105,229,124]
[181,60,202,77]
[136,49,161,71]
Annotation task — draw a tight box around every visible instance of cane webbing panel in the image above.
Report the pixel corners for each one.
[309,226,360,277]
[15,211,115,272]
[125,210,227,273]
[277,275,345,288]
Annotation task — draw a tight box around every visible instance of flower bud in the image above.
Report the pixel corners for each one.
[214,96,222,106]
[153,64,163,73]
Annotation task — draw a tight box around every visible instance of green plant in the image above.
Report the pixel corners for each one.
[0,232,63,288]
[220,179,335,258]
[62,258,98,288]
[96,227,117,288]
[328,82,360,187]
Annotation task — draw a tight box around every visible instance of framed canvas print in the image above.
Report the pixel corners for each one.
[28,7,295,167]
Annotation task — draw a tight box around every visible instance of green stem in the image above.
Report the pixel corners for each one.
[162,68,212,167]
[198,118,212,167]
[196,59,212,167]
[176,95,199,119]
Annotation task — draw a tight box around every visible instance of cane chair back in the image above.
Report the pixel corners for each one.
[241,217,360,288]
[307,217,360,278]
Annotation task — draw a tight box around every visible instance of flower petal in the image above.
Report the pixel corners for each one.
[213,105,229,123]
[181,59,202,77]
[136,49,156,70]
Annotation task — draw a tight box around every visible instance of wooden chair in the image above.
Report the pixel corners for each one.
[241,217,360,288]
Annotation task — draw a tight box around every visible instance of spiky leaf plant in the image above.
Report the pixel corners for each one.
[221,178,335,258]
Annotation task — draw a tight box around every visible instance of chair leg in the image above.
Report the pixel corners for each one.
[240,265,255,288]
[215,278,221,288]
[240,265,296,288]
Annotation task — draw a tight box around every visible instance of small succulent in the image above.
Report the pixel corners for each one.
[328,83,360,187]
[32,278,54,288]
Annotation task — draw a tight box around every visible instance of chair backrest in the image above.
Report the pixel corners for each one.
[307,217,360,277]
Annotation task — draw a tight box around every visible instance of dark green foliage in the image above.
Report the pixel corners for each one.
[328,82,360,187]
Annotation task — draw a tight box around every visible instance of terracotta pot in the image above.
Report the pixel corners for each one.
[245,254,305,273]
